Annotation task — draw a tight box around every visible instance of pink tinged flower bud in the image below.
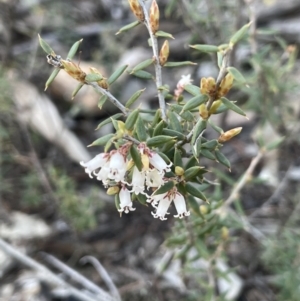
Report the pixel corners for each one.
[149,152,172,174]
[145,168,165,189]
[173,193,190,218]
[108,152,127,183]
[118,187,136,214]
[174,74,192,99]
[129,166,146,195]
[80,153,107,178]
[151,194,171,221]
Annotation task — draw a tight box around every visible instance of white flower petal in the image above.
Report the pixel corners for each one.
[118,187,136,214]
[151,195,171,220]
[149,152,172,173]
[108,152,127,183]
[80,153,107,178]
[146,168,166,188]
[173,193,190,218]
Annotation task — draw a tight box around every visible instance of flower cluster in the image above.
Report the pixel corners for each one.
[80,143,190,220]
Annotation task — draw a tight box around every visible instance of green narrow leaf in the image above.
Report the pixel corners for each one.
[107,65,128,85]
[185,182,207,202]
[153,181,175,195]
[115,193,120,210]
[184,166,205,181]
[191,119,207,144]
[116,20,140,35]
[208,120,224,134]
[85,73,103,82]
[186,156,198,170]
[266,136,285,150]
[98,95,108,109]
[71,83,84,99]
[151,109,161,126]
[181,95,208,112]
[95,113,123,130]
[130,70,153,80]
[189,44,219,53]
[162,128,185,140]
[171,104,195,122]
[136,193,148,205]
[215,150,231,170]
[202,139,219,150]
[217,52,223,69]
[187,195,201,216]
[220,97,246,117]
[164,61,197,67]
[214,103,229,114]
[192,136,202,158]
[88,133,114,147]
[227,67,247,84]
[200,148,216,160]
[229,22,251,45]
[153,120,166,136]
[44,68,60,91]
[168,110,182,132]
[125,88,146,108]
[38,34,54,54]
[174,148,183,168]
[184,84,201,96]
[125,109,139,131]
[67,39,83,60]
[130,58,154,74]
[155,30,174,39]
[136,116,148,141]
[147,135,176,147]
[130,145,143,171]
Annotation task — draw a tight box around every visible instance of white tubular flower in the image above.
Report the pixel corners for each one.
[108,151,127,183]
[95,161,110,185]
[173,193,190,219]
[80,153,108,178]
[129,166,146,195]
[118,187,136,214]
[149,152,172,174]
[145,169,165,189]
[151,194,171,221]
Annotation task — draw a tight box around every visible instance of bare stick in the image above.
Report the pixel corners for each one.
[42,253,114,301]
[139,0,167,121]
[223,151,264,208]
[0,238,111,301]
[80,256,121,301]
[88,82,128,116]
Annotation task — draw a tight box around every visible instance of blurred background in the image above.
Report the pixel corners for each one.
[1,0,300,300]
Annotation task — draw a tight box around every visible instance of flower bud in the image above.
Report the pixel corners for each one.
[221,226,229,240]
[208,99,222,114]
[200,205,208,215]
[200,77,216,96]
[107,186,120,195]
[217,73,233,98]
[199,103,209,120]
[175,166,184,176]
[128,0,144,21]
[159,40,169,66]
[218,127,242,143]
[61,59,86,83]
[150,0,159,34]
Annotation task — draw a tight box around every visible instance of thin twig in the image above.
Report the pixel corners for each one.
[80,256,121,301]
[42,253,114,301]
[139,0,167,121]
[223,151,264,208]
[88,82,128,116]
[0,238,111,301]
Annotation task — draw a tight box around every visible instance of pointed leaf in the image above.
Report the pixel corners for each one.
[192,119,207,144]
[98,95,108,109]
[88,133,114,147]
[95,113,123,130]
[125,88,146,108]
[182,95,208,112]
[200,148,216,160]
[44,68,60,90]
[130,145,143,171]
[227,67,246,84]
[67,39,83,60]
[185,166,205,181]
[155,30,174,39]
[71,83,84,99]
[130,58,154,74]
[168,110,182,132]
[125,108,139,131]
[202,139,219,150]
[185,182,207,202]
[116,20,140,35]
[153,120,166,136]
[146,135,175,147]
[136,193,148,205]
[85,73,103,82]
[38,34,54,54]
[130,69,153,79]
[189,44,219,53]
[208,120,224,134]
[230,22,251,45]
[136,116,148,141]
[164,61,197,67]
[215,150,231,170]
[174,148,183,168]
[184,84,201,96]
[220,97,246,117]
[162,128,185,140]
[153,181,175,195]
[107,65,128,85]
